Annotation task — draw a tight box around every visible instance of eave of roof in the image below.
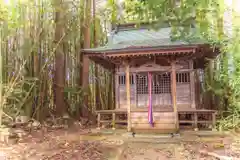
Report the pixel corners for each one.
[83,44,201,55]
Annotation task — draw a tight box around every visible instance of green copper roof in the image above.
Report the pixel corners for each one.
[83,26,204,53]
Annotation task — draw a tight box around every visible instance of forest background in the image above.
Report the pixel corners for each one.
[0,0,240,131]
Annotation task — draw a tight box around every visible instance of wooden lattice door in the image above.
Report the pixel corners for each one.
[136,72,172,108]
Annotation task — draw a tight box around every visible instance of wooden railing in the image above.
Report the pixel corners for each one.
[178,109,217,130]
[96,108,217,130]
[96,110,127,129]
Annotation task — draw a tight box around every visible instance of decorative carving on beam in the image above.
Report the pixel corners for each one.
[115,62,190,73]
[135,62,183,72]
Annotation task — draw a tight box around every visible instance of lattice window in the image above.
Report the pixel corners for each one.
[136,72,171,94]
[176,72,190,83]
[118,74,134,85]
[136,74,148,94]
[153,73,171,94]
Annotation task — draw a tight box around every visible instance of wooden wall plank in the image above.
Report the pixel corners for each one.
[131,112,176,125]
[137,94,172,106]
[176,84,190,104]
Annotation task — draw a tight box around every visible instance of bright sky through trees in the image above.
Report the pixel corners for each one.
[2,0,11,6]
[225,0,240,13]
[2,0,28,6]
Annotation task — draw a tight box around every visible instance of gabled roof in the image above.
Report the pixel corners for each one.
[82,23,204,54]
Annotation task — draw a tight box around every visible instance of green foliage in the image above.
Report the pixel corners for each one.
[123,0,220,40]
[0,0,114,125]
[122,0,240,131]
[0,0,90,123]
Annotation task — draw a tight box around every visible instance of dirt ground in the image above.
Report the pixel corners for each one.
[0,126,240,160]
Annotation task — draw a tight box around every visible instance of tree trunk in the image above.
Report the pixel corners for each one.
[0,27,3,126]
[80,0,91,117]
[53,0,66,116]
[93,0,101,110]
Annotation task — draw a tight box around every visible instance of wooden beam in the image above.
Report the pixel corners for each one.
[189,60,196,108]
[171,61,179,131]
[125,60,131,132]
[106,48,195,58]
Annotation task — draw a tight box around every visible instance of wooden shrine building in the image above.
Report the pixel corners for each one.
[82,23,218,133]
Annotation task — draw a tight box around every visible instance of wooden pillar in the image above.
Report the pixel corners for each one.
[194,112,198,129]
[97,113,100,129]
[189,60,196,108]
[133,73,137,108]
[125,61,131,132]
[112,113,116,130]
[115,72,119,109]
[212,112,216,130]
[112,70,116,109]
[171,61,179,130]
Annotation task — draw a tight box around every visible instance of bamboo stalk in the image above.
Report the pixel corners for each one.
[0,0,105,123]
[0,22,3,126]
